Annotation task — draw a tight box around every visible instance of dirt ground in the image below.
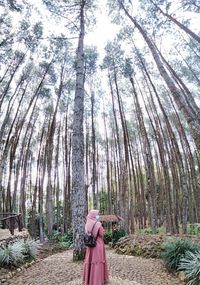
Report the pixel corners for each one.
[6,247,182,285]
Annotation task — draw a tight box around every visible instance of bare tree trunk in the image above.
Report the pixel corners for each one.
[71,1,86,261]
[91,90,97,208]
[119,1,200,152]
[113,66,130,233]
[0,52,26,111]
[103,111,112,214]
[130,75,157,231]
[63,110,71,232]
[46,68,63,235]
[20,115,37,226]
[55,123,61,227]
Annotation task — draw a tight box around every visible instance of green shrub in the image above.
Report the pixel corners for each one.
[179,251,200,285]
[21,239,39,260]
[188,224,200,236]
[0,242,24,267]
[112,229,126,245]
[59,241,73,249]
[104,230,112,244]
[137,227,159,235]
[0,239,39,267]
[161,239,200,271]
[59,231,73,243]
[59,231,73,248]
[48,230,62,243]
[48,230,73,248]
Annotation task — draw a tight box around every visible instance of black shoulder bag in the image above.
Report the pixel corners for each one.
[84,221,98,247]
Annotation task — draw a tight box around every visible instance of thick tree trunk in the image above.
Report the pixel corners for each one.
[71,1,86,261]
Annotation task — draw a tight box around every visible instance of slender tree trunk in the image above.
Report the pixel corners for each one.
[103,111,112,214]
[91,90,97,208]
[46,71,62,235]
[119,1,200,152]
[150,0,200,43]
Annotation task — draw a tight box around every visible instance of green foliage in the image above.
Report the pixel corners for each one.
[112,229,126,245]
[188,224,200,236]
[0,243,24,267]
[21,239,39,261]
[161,239,200,271]
[48,230,73,249]
[103,228,126,246]
[104,230,112,244]
[84,46,98,75]
[48,230,62,243]
[59,231,73,249]
[137,227,159,235]
[136,226,165,235]
[0,239,39,267]
[179,251,200,285]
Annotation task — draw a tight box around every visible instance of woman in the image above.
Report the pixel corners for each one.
[82,209,109,285]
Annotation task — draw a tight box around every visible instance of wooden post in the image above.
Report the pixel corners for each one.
[18,214,23,231]
[10,217,15,235]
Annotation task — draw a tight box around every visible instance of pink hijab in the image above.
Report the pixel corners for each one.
[85,209,101,238]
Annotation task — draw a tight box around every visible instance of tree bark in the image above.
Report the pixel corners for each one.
[71,1,86,261]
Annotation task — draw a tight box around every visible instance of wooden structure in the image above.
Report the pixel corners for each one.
[100,214,123,231]
[0,213,23,235]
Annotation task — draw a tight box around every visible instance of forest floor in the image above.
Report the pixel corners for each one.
[4,245,182,285]
[0,229,28,241]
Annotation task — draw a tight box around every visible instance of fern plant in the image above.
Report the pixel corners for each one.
[179,251,200,285]
[160,239,200,271]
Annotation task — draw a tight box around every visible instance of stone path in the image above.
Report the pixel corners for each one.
[8,249,182,285]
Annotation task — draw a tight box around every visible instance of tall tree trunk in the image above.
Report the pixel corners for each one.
[113,65,130,233]
[103,111,112,214]
[150,0,200,43]
[129,75,157,230]
[71,1,86,261]
[91,90,97,208]
[119,1,200,152]
[46,69,62,235]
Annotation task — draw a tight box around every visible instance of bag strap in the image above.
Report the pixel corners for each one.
[90,221,98,235]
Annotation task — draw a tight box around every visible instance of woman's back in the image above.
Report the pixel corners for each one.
[82,210,109,285]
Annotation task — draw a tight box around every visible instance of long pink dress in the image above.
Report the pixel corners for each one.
[82,225,109,285]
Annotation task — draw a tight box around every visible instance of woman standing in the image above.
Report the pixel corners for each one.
[82,209,109,285]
